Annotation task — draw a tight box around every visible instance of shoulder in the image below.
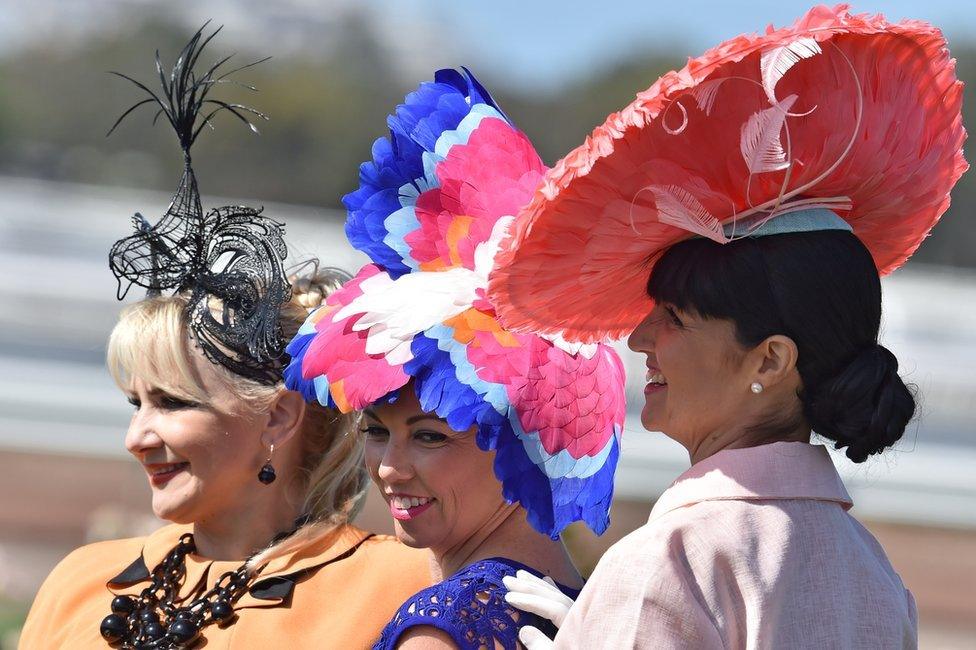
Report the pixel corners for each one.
[581,500,845,617]
[564,515,729,645]
[20,529,174,648]
[586,502,765,595]
[394,560,516,619]
[375,559,527,650]
[449,557,524,588]
[596,508,710,567]
[434,557,539,608]
[39,531,154,590]
[31,523,187,605]
[624,497,812,559]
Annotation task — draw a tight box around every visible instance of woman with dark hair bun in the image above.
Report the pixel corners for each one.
[645,227,916,465]
[490,6,966,649]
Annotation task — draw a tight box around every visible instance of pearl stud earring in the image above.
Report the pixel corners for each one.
[750,382,764,394]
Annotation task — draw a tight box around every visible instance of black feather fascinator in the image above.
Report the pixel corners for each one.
[108,23,291,385]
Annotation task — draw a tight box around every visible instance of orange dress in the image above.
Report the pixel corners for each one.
[19,523,431,649]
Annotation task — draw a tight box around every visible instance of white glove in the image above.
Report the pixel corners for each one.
[503,569,577,649]
[517,624,556,650]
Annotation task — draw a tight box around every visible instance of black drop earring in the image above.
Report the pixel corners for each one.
[258,443,277,485]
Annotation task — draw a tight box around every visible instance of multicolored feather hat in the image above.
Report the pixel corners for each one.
[489,4,967,342]
[284,69,627,539]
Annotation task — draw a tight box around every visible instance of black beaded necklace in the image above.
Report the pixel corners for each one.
[100,519,306,649]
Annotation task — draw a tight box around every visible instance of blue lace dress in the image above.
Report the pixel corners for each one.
[373,557,581,650]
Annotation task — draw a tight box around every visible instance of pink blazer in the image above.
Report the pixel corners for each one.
[557,442,917,649]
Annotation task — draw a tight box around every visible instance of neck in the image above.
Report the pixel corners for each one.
[435,504,582,589]
[191,477,304,561]
[687,421,810,466]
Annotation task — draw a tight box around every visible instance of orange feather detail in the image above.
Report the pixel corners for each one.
[330,379,352,413]
[445,309,521,348]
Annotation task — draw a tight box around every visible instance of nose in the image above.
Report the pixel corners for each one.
[124,409,163,459]
[628,309,658,353]
[376,438,414,485]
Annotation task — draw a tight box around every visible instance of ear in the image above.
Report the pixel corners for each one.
[260,389,307,449]
[751,334,799,391]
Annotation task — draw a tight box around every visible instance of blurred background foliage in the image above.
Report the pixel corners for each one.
[1,9,971,266]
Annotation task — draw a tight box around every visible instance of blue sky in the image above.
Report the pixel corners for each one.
[372,0,976,91]
[0,1,971,94]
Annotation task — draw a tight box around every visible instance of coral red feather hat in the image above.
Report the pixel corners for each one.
[489,4,967,343]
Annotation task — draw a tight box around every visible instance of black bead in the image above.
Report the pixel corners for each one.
[257,462,276,484]
[144,622,165,639]
[210,599,234,621]
[110,595,136,616]
[100,614,128,643]
[168,618,201,643]
[139,610,159,625]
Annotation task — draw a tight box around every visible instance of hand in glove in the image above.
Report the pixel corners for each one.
[503,570,577,650]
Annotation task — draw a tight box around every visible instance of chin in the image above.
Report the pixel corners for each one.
[392,524,422,547]
[151,498,198,524]
[640,406,664,433]
[391,522,437,550]
[150,485,203,524]
[393,532,424,548]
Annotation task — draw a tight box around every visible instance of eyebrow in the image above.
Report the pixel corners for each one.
[363,409,446,426]
[406,414,446,426]
[144,388,179,398]
[139,387,201,403]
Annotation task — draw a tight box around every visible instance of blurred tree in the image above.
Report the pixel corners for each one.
[0,16,971,267]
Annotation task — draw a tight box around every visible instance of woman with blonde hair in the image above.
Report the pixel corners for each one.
[19,26,429,649]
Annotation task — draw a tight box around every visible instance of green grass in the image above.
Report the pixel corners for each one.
[0,598,28,650]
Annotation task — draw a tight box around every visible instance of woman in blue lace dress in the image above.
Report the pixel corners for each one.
[364,386,585,648]
[283,68,628,648]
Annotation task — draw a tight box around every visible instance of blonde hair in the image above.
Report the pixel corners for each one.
[107,265,368,569]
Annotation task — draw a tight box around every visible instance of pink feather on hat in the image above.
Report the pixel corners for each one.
[489,4,968,343]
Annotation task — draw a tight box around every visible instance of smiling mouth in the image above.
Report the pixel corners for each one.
[645,368,668,386]
[392,495,432,509]
[388,495,436,521]
[145,462,189,486]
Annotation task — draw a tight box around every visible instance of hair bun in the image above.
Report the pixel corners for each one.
[288,263,351,312]
[802,343,916,463]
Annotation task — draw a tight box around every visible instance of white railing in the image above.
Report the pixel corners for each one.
[1,176,973,528]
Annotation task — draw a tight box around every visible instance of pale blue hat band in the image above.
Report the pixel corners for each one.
[723,207,853,239]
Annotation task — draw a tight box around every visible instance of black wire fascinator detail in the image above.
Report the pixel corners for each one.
[107,23,291,385]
